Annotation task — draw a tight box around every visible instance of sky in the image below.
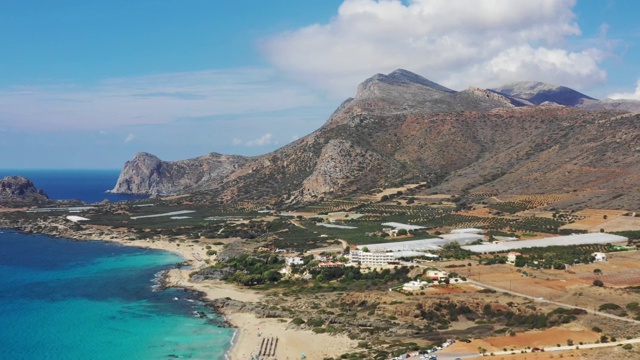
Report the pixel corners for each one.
[1,0,639,169]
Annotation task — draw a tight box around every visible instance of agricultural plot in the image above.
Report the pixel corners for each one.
[298,200,366,214]
[406,213,566,234]
[489,194,574,214]
[358,204,452,220]
[560,209,633,232]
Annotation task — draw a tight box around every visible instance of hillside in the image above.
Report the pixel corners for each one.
[111,70,640,209]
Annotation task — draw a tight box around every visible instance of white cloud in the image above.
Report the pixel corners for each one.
[608,80,640,100]
[232,133,277,147]
[0,68,325,132]
[263,0,607,97]
[124,133,136,143]
[245,133,274,147]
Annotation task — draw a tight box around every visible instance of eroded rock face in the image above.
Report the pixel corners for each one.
[109,152,251,196]
[0,176,49,206]
[300,139,381,201]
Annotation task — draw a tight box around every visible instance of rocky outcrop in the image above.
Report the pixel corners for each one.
[0,176,50,206]
[109,152,251,196]
[300,139,382,201]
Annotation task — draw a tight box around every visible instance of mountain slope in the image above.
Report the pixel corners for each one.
[111,70,640,209]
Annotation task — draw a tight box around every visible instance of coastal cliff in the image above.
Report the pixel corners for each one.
[109,152,251,196]
[0,176,50,206]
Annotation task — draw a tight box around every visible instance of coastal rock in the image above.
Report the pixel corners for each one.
[0,176,50,206]
[109,152,251,196]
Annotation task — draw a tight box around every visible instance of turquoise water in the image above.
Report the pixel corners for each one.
[0,231,233,359]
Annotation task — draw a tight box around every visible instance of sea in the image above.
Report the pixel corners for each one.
[0,170,234,359]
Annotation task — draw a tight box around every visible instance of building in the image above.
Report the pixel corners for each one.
[402,280,430,291]
[285,257,304,266]
[350,250,395,266]
[507,252,522,264]
[425,270,449,281]
[318,262,345,268]
[592,252,607,262]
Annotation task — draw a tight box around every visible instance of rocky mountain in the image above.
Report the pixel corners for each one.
[111,70,640,209]
[0,176,50,206]
[109,152,251,196]
[492,81,594,106]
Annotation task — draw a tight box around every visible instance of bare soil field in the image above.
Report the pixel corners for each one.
[560,209,632,231]
[465,251,640,300]
[442,326,598,353]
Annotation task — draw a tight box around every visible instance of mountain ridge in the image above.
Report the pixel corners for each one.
[110,70,640,209]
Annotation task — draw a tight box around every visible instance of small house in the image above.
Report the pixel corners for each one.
[507,252,522,264]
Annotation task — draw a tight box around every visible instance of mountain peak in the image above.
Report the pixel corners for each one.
[493,81,594,106]
[359,69,455,94]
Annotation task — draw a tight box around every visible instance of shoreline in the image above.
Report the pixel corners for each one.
[0,227,359,359]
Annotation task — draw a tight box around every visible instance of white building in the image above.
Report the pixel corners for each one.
[285,257,304,266]
[507,252,522,264]
[592,252,607,262]
[425,270,449,281]
[403,280,430,291]
[350,250,395,266]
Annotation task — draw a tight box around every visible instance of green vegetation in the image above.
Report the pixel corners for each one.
[514,244,613,269]
[415,302,583,332]
[198,254,283,286]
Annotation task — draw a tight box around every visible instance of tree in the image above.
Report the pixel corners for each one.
[397,229,408,236]
[593,268,602,275]
[593,279,604,287]
[362,246,370,253]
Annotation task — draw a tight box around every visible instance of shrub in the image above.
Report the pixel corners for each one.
[290,318,305,325]
[593,279,604,287]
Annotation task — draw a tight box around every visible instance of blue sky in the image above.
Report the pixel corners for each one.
[1,0,639,169]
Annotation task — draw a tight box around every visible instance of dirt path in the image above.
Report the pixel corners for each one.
[466,279,640,324]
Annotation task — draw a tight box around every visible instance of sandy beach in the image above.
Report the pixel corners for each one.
[80,235,359,359]
[225,312,358,360]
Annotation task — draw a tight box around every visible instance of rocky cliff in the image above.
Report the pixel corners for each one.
[110,69,640,208]
[0,176,50,206]
[109,152,251,196]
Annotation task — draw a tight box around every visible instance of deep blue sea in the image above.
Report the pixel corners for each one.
[0,170,234,359]
[0,169,146,203]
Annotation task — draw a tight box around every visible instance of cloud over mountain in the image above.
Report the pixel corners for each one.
[263,0,607,98]
[608,80,640,100]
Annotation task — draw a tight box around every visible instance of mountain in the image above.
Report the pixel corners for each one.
[111,70,640,209]
[109,152,251,196]
[0,176,50,206]
[492,81,595,106]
